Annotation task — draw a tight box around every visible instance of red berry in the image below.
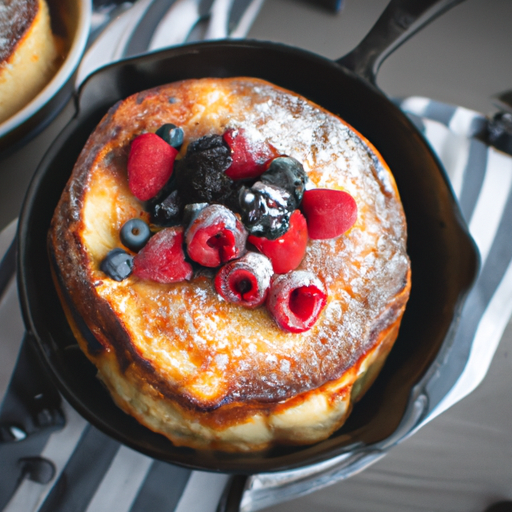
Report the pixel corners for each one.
[301,189,357,240]
[223,128,278,180]
[214,252,273,308]
[267,271,327,333]
[185,205,247,267]
[127,133,178,201]
[132,226,192,283]
[248,210,308,274]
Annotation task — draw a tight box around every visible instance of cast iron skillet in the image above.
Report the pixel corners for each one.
[17,0,478,474]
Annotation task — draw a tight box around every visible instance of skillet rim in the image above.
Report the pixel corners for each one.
[16,39,479,474]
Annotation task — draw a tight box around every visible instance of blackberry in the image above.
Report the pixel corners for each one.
[187,134,227,154]
[174,135,237,205]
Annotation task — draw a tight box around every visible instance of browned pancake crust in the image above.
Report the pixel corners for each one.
[0,0,39,64]
[49,77,411,448]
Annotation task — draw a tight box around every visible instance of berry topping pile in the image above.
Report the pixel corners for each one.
[100,125,359,332]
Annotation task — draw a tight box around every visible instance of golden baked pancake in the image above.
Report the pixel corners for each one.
[0,0,58,123]
[49,77,411,452]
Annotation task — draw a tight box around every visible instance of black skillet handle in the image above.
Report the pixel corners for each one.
[337,0,466,84]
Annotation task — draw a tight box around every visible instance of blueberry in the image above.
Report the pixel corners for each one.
[155,123,184,150]
[100,249,133,281]
[120,219,151,251]
[261,156,308,207]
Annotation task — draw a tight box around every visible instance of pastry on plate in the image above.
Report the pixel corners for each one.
[49,77,411,452]
[0,0,58,124]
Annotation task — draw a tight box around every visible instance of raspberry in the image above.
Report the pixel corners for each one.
[223,128,279,180]
[248,210,308,274]
[185,205,247,267]
[214,252,273,308]
[132,226,192,283]
[301,189,357,239]
[267,271,327,333]
[127,133,178,201]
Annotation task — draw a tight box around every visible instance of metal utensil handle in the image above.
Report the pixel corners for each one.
[337,0,466,83]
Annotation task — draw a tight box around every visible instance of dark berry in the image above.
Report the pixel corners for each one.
[132,226,193,283]
[267,271,327,333]
[120,218,151,252]
[187,134,227,154]
[249,210,308,274]
[155,123,184,150]
[301,189,357,239]
[185,204,247,267]
[214,252,273,308]
[100,249,133,281]
[150,189,182,226]
[128,133,178,201]
[174,134,237,205]
[238,182,294,240]
[261,156,308,207]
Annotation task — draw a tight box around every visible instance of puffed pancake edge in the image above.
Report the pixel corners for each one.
[48,77,411,452]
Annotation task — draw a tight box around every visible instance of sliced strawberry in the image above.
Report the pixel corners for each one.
[267,271,327,333]
[214,252,273,308]
[132,226,192,283]
[185,204,247,267]
[127,132,178,201]
[248,210,308,274]
[223,128,279,180]
[301,189,357,240]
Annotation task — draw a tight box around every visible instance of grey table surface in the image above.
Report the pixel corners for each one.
[1,1,512,511]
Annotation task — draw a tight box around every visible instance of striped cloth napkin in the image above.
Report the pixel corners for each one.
[1,97,511,512]
[396,97,512,423]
